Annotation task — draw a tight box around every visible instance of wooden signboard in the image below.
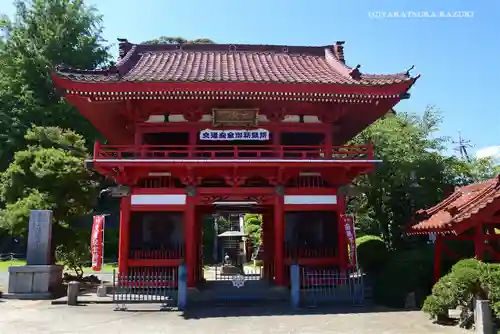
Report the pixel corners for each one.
[212,108,259,127]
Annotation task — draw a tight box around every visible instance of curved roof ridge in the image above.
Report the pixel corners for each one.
[455,178,499,212]
[419,190,463,216]
[130,41,332,56]
[323,42,418,82]
[408,175,500,234]
[52,38,419,87]
[116,44,138,68]
[324,47,353,79]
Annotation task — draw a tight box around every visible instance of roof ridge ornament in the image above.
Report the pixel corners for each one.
[117,38,132,60]
[349,64,362,80]
[405,65,415,77]
[229,44,237,52]
[334,41,346,64]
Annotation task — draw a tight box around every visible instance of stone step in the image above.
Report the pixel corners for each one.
[190,282,290,303]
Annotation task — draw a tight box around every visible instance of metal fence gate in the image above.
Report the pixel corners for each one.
[300,267,364,306]
[112,267,178,311]
[213,264,263,283]
[203,264,269,302]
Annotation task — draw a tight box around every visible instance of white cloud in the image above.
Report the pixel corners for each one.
[476,146,500,163]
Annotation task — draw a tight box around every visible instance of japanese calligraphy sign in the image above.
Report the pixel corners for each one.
[91,215,105,271]
[199,129,270,141]
[341,214,357,268]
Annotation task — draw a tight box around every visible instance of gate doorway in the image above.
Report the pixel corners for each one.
[196,202,286,303]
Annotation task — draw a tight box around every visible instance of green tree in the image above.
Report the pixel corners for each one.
[0,0,110,168]
[141,36,215,45]
[0,126,98,263]
[350,107,498,249]
[244,214,262,245]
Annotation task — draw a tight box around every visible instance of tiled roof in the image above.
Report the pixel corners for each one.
[53,40,415,86]
[408,176,500,234]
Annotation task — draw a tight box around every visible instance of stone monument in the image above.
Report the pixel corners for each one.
[6,210,63,299]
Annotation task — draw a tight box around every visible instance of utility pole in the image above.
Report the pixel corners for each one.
[453,130,472,161]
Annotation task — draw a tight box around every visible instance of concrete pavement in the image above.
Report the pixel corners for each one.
[0,299,469,334]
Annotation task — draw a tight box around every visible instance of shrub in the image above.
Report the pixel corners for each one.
[56,242,90,279]
[373,245,435,308]
[355,235,388,273]
[56,228,91,279]
[422,259,500,329]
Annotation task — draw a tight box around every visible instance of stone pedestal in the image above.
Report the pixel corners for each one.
[475,299,493,334]
[5,265,63,299]
[96,285,107,297]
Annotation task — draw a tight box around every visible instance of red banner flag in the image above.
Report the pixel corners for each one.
[91,215,105,271]
[342,214,357,268]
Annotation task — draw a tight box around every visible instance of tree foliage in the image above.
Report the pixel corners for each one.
[0,126,98,261]
[0,0,110,168]
[350,106,499,249]
[141,36,215,45]
[244,214,262,245]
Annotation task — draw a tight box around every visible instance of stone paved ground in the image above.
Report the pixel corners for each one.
[0,299,469,334]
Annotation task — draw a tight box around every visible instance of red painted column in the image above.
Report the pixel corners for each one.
[118,195,131,275]
[337,194,348,270]
[474,222,484,260]
[93,140,100,159]
[274,195,285,286]
[434,234,443,282]
[324,128,333,158]
[273,128,281,157]
[262,211,271,280]
[185,195,196,287]
[189,128,197,158]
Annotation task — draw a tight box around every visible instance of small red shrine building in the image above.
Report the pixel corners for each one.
[51,39,418,288]
[408,177,500,281]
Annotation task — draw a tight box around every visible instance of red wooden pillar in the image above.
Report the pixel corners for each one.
[189,128,197,158]
[274,195,285,286]
[118,195,131,275]
[185,195,196,287]
[337,194,348,270]
[324,128,333,158]
[474,221,484,260]
[262,211,271,280]
[434,234,443,282]
[93,140,100,159]
[273,128,281,157]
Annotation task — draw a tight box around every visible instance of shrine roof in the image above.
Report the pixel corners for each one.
[408,176,500,235]
[52,40,417,86]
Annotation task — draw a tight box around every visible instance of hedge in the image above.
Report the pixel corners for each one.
[422,259,500,329]
[355,235,388,273]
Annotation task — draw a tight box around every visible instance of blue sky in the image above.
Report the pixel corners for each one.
[1,0,499,155]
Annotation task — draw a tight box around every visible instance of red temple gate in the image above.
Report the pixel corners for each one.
[51,39,417,298]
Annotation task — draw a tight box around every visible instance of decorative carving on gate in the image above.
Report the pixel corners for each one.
[184,185,197,197]
[266,108,287,122]
[212,108,259,127]
[184,108,204,122]
[200,195,230,205]
[231,274,246,288]
[275,185,285,196]
[225,176,247,187]
[179,168,202,187]
[198,194,273,205]
[246,195,270,204]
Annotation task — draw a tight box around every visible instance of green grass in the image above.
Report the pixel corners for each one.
[0,260,117,273]
[0,259,25,271]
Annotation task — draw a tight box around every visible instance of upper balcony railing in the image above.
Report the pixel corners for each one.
[93,143,374,161]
